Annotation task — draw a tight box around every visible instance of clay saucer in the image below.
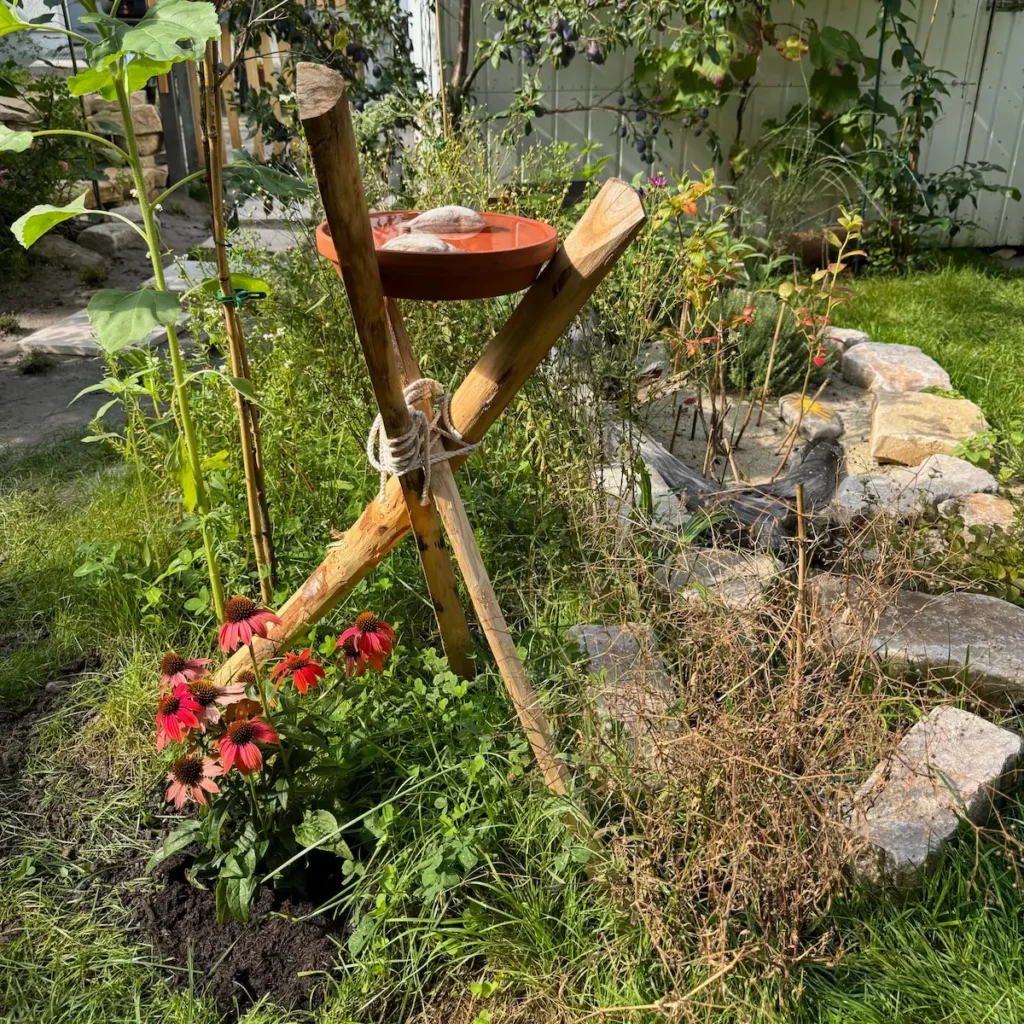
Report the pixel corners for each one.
[316,211,558,301]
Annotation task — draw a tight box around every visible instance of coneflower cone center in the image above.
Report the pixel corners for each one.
[172,757,203,785]
[340,636,359,657]
[228,721,256,744]
[158,695,181,716]
[225,596,257,623]
[236,670,257,687]
[189,681,218,707]
[356,612,380,633]
[160,652,187,676]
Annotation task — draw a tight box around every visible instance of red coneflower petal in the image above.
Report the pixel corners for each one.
[219,738,238,772]
[238,743,263,772]
[251,721,279,744]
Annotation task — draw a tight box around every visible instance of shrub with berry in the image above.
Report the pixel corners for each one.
[147,597,395,922]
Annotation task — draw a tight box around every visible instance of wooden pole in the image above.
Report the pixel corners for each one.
[220,24,243,153]
[243,47,265,162]
[296,62,475,679]
[186,60,205,167]
[202,42,276,602]
[387,299,571,796]
[211,178,645,685]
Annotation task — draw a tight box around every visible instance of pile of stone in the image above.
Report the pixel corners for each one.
[76,91,168,206]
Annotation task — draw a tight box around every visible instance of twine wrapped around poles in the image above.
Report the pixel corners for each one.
[366,378,480,503]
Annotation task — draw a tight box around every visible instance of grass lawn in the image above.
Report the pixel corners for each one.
[837,253,1024,431]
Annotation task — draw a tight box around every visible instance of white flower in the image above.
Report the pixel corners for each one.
[155,203,163,212]
[276,327,286,336]
[129,188,138,198]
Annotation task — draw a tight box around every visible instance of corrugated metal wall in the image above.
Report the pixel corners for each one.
[407,0,1024,245]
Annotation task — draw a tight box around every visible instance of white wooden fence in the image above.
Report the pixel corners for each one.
[406,0,1024,245]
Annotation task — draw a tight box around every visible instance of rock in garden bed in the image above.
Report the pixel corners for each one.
[813,576,1024,704]
[568,624,675,753]
[669,548,782,612]
[843,342,951,393]
[847,706,1022,887]
[869,391,987,465]
[939,493,1018,537]
[778,392,844,442]
[834,454,997,518]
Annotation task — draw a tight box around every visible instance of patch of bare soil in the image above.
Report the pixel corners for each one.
[139,855,345,1016]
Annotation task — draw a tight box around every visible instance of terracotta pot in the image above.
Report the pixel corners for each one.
[315,211,558,301]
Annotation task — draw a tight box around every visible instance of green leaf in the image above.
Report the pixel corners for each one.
[0,123,32,152]
[200,273,272,299]
[67,65,115,98]
[145,819,202,873]
[224,150,313,201]
[809,64,861,116]
[86,288,181,353]
[294,809,353,858]
[228,376,261,405]
[11,192,91,249]
[121,0,219,63]
[0,3,30,37]
[809,26,863,70]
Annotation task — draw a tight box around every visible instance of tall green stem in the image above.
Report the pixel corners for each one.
[113,71,225,622]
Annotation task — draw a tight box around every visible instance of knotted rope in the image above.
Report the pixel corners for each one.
[366,378,480,504]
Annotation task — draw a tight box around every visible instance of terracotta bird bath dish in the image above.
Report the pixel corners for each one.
[315,210,558,301]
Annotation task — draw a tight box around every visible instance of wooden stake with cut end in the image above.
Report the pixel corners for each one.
[297,61,475,679]
[202,42,276,602]
[387,299,571,796]
[210,177,646,685]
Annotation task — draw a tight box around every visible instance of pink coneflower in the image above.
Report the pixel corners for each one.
[155,684,202,751]
[270,649,325,695]
[218,714,280,774]
[165,754,223,809]
[186,677,247,727]
[218,596,282,653]
[159,651,211,688]
[337,634,367,678]
[337,612,395,672]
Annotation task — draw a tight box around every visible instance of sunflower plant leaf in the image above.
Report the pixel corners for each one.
[0,123,32,152]
[0,3,31,37]
[11,192,91,249]
[120,0,219,63]
[86,288,182,354]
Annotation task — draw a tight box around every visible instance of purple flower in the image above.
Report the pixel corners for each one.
[647,174,667,188]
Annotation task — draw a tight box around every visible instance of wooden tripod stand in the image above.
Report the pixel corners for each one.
[213,62,645,804]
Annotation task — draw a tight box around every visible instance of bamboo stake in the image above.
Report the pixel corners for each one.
[297,62,475,678]
[220,24,243,153]
[387,299,571,796]
[201,42,276,602]
[211,178,646,686]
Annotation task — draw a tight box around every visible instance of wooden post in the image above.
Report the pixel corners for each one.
[243,47,265,161]
[211,178,645,685]
[387,299,571,796]
[220,24,243,153]
[202,41,276,602]
[186,60,205,167]
[297,61,475,679]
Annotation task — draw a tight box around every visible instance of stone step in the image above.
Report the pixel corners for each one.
[834,454,997,518]
[847,706,1022,887]
[843,342,951,393]
[18,306,184,357]
[870,391,987,466]
[568,624,675,758]
[813,576,1024,705]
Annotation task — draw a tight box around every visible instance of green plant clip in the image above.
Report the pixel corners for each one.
[216,287,267,308]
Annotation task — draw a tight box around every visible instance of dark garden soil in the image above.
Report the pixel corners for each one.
[138,856,346,1016]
